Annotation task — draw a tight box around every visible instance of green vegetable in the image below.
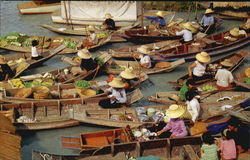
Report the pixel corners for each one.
[63,39,77,49]
[245,78,250,84]
[94,57,104,66]
[74,80,90,88]
[24,82,32,88]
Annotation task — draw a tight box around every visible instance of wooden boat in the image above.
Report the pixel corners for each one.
[234,66,250,90]
[0,88,143,130]
[0,34,111,54]
[109,40,181,60]
[4,45,65,78]
[17,1,61,14]
[2,73,148,103]
[149,31,250,62]
[105,58,185,75]
[169,50,249,88]
[16,52,111,85]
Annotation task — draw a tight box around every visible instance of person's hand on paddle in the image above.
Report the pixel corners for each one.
[156,130,164,136]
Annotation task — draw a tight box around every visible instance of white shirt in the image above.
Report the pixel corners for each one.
[176,29,192,42]
[215,68,234,87]
[31,47,39,57]
[139,54,151,68]
[186,98,200,122]
[89,33,98,44]
[193,61,206,77]
[106,87,127,104]
[200,15,214,26]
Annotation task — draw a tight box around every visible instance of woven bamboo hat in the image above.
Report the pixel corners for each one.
[196,52,211,63]
[168,94,180,102]
[245,67,250,78]
[230,28,240,37]
[120,68,138,80]
[156,11,164,17]
[108,77,126,88]
[137,45,151,55]
[0,56,6,64]
[87,25,95,32]
[165,104,185,119]
[182,22,194,31]
[104,13,113,19]
[220,59,233,67]
[205,9,214,14]
[77,49,91,59]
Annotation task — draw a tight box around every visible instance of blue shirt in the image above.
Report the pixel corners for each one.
[145,16,166,26]
[200,15,214,26]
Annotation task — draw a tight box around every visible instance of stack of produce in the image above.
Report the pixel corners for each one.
[201,84,217,92]
[74,80,96,98]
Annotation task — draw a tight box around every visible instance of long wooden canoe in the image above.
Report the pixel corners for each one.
[234,66,250,90]
[106,58,185,75]
[169,50,249,87]
[109,40,181,60]
[0,34,81,54]
[151,31,250,62]
[5,45,65,78]
[0,88,143,130]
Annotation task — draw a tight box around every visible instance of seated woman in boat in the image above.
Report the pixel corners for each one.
[31,40,43,60]
[178,79,198,101]
[156,104,188,138]
[119,67,139,91]
[82,25,98,49]
[229,27,247,39]
[200,9,215,34]
[215,59,234,89]
[188,52,213,83]
[0,55,15,81]
[145,11,166,29]
[175,23,193,43]
[99,77,127,108]
[103,13,116,31]
[70,49,98,76]
[200,132,219,160]
[185,90,201,122]
[137,45,152,68]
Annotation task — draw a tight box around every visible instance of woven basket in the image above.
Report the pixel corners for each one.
[75,87,96,98]
[33,86,50,99]
[14,88,32,98]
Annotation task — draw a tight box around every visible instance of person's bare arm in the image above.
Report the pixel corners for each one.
[188,62,196,77]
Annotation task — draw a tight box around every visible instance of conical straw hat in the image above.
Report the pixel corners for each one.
[165,104,185,119]
[182,22,194,31]
[195,52,211,63]
[205,9,214,14]
[245,67,250,78]
[230,28,240,37]
[120,68,137,79]
[77,49,91,59]
[104,13,113,19]
[87,25,95,32]
[137,45,151,55]
[220,59,233,67]
[156,11,164,17]
[108,77,126,88]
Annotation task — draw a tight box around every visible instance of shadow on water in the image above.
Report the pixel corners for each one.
[1,1,249,160]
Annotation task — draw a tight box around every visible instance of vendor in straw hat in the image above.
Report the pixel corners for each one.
[200,8,215,33]
[82,25,98,49]
[70,49,98,76]
[137,45,152,68]
[229,27,247,38]
[145,11,166,29]
[119,67,139,90]
[156,104,188,138]
[188,51,213,83]
[99,77,127,108]
[215,59,234,89]
[103,13,116,30]
[176,22,193,43]
[0,55,15,81]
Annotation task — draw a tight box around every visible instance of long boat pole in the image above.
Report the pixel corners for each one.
[141,2,144,28]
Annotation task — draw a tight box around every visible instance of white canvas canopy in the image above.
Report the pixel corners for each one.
[60,1,142,22]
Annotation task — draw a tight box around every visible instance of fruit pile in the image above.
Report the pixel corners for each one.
[201,84,217,92]
[9,78,25,88]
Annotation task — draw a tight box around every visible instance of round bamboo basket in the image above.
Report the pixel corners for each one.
[33,86,50,99]
[15,88,32,98]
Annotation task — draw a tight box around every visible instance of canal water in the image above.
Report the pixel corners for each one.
[0,1,249,160]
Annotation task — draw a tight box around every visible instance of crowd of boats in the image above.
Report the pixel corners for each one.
[0,6,250,160]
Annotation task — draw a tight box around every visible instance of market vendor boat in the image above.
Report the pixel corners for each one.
[234,66,250,90]
[169,50,249,88]
[0,88,143,130]
[3,45,65,78]
[105,58,185,75]
[150,30,250,62]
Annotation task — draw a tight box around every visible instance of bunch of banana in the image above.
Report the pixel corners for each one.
[96,32,109,39]
[10,78,25,88]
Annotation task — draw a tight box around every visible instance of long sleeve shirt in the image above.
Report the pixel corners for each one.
[176,29,192,42]
[139,54,152,68]
[145,16,166,26]
[186,98,200,122]
[106,87,127,104]
[200,15,214,27]
[220,139,236,159]
[215,69,234,87]
[31,47,40,57]
[162,118,187,137]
